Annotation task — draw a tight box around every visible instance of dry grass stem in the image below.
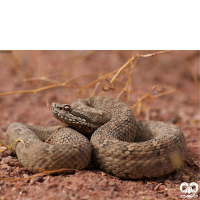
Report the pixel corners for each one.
[0,168,77,182]
[0,73,97,96]
[71,50,96,65]
[23,76,61,84]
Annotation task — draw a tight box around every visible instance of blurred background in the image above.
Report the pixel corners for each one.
[0,50,199,133]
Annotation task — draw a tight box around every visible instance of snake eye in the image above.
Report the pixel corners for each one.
[64,105,71,111]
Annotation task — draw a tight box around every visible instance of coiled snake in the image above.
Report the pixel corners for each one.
[5,97,187,179]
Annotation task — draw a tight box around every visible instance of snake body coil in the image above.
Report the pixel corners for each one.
[5,97,187,178]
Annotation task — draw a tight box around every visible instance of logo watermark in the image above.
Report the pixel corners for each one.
[180,182,198,199]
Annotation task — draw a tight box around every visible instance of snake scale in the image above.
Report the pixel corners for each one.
[5,97,187,179]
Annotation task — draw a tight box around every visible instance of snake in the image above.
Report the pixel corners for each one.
[5,96,187,179]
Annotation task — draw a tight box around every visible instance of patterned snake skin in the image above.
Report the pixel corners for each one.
[5,97,187,178]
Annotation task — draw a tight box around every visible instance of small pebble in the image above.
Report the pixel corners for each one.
[171,180,181,184]
[108,181,116,186]
[188,138,196,143]
[147,184,155,190]
[46,183,58,190]
[1,164,9,169]
[181,175,190,182]
[33,176,44,182]
[169,117,178,124]
[23,174,29,178]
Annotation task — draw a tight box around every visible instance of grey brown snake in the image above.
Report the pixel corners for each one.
[5,97,187,179]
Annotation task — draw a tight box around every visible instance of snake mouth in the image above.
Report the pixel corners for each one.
[51,103,58,112]
[51,103,68,121]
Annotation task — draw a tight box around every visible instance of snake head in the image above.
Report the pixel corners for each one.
[51,103,101,135]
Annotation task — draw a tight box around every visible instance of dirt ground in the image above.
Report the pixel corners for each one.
[0,50,199,200]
